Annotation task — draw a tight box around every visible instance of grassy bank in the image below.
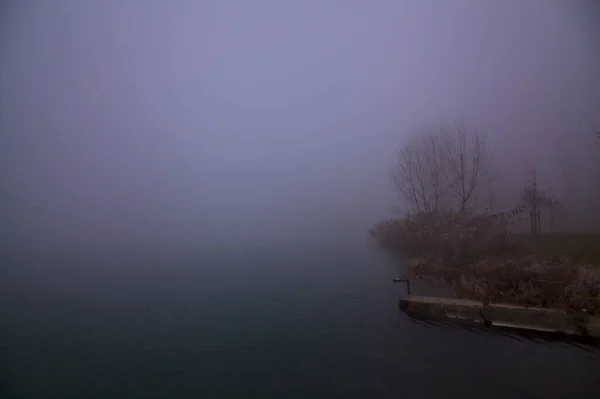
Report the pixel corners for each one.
[522,233,600,265]
[370,212,600,314]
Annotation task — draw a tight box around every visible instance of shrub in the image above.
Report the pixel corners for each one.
[370,209,525,266]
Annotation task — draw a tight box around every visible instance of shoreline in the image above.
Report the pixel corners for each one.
[403,256,600,315]
[370,213,600,319]
[397,294,600,338]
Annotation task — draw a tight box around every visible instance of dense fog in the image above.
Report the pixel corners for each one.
[1,0,599,251]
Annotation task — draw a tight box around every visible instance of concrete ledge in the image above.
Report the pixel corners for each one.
[399,295,600,338]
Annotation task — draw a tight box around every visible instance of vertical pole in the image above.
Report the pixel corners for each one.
[530,210,534,236]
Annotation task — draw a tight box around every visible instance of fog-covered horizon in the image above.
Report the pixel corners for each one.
[2,0,599,248]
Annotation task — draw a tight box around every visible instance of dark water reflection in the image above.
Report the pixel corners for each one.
[2,241,599,398]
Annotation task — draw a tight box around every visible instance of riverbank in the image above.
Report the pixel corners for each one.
[370,212,600,314]
[398,294,600,338]
[411,257,600,313]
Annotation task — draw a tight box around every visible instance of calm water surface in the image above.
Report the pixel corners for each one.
[2,239,599,398]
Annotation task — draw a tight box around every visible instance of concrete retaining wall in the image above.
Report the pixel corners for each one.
[399,295,600,338]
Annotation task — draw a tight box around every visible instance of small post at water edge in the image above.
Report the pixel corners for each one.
[392,276,411,295]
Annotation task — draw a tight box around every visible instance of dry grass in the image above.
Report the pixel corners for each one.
[515,233,600,265]
[371,212,600,313]
[407,256,600,313]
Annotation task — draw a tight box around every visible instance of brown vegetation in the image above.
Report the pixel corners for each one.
[378,119,600,313]
[370,211,600,314]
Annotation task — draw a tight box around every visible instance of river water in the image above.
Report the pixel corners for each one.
[2,239,599,398]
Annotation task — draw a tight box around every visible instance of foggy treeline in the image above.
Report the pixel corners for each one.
[490,129,600,233]
[390,120,600,233]
[1,1,599,250]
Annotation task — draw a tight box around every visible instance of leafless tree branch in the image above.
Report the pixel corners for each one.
[441,120,494,212]
[391,121,495,213]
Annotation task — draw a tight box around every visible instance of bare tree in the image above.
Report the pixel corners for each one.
[389,130,447,213]
[390,138,430,212]
[422,131,448,211]
[519,171,561,210]
[390,121,493,214]
[519,170,565,234]
[545,194,563,233]
[441,120,494,212]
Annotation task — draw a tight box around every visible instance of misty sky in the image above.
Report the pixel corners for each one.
[1,1,599,246]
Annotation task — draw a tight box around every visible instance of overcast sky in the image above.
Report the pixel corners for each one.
[1,0,598,247]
